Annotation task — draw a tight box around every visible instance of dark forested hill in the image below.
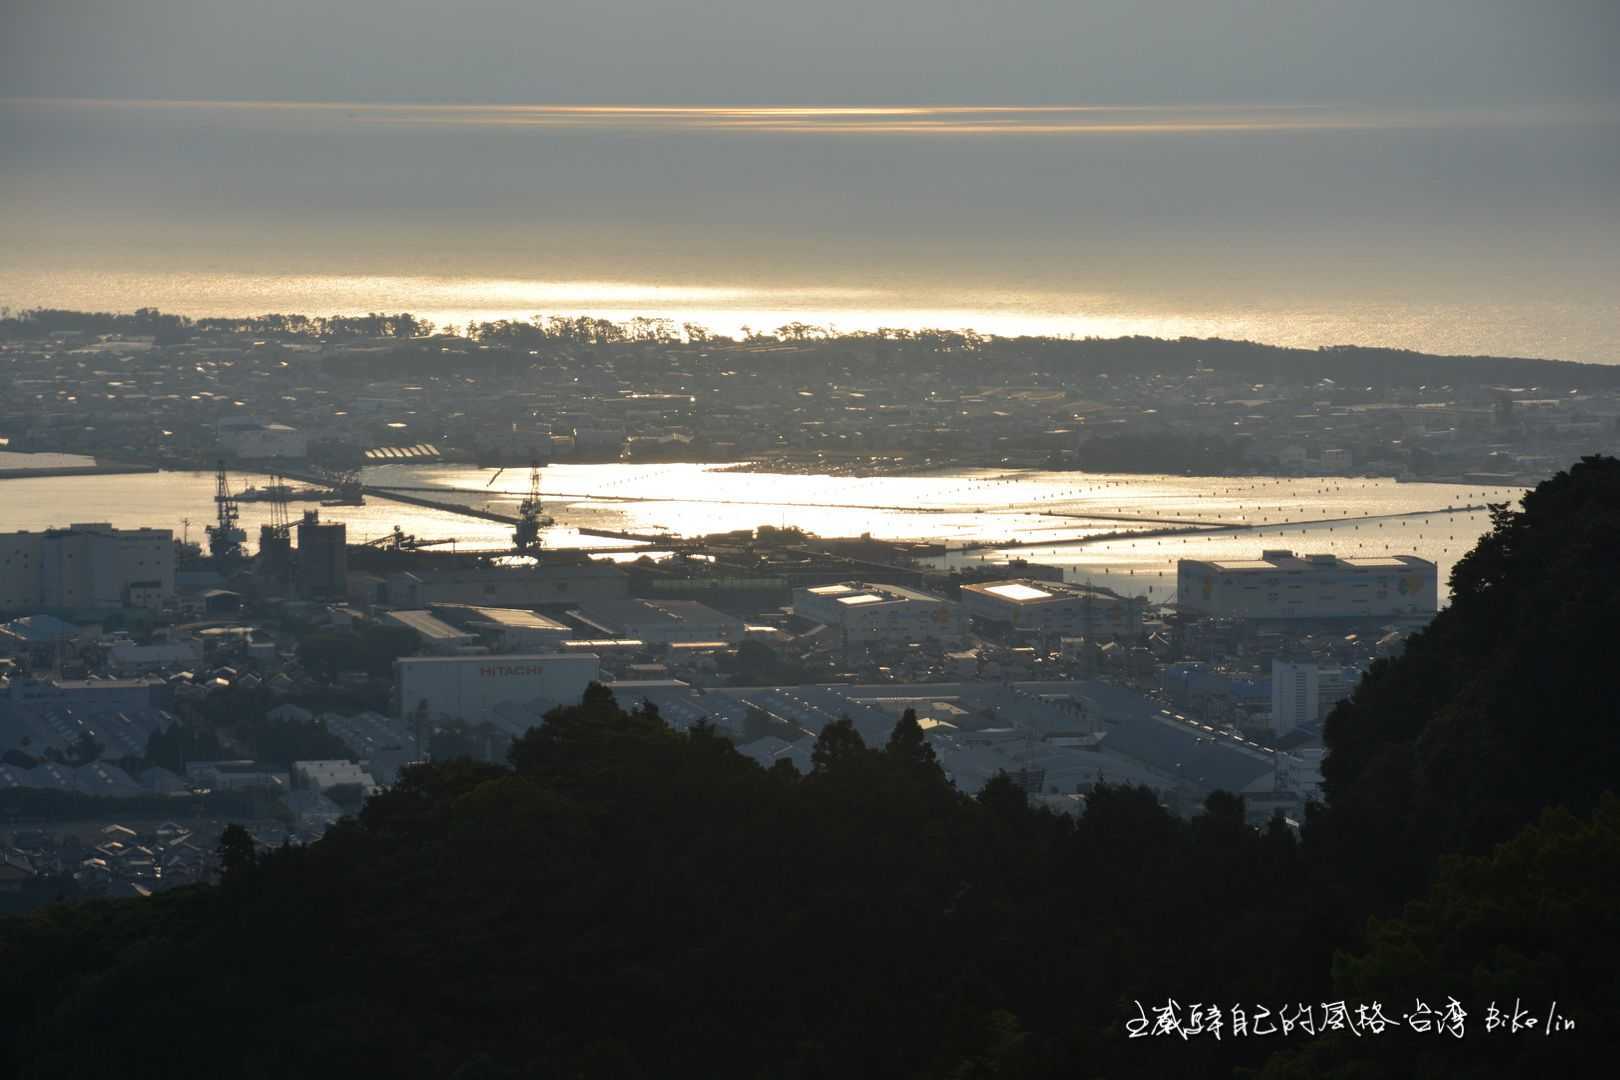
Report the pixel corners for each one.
[0,702,1319,1079]
[1312,454,1620,909]
[3,459,1619,1078]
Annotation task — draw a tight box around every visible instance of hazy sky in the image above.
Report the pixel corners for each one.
[6,1,1618,107]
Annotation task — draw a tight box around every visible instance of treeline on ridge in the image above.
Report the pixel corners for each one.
[5,306,1620,390]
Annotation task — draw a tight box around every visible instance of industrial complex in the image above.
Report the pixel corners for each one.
[959,578,1144,638]
[0,523,175,612]
[1174,549,1438,620]
[395,653,602,730]
[0,436,1458,901]
[793,582,968,646]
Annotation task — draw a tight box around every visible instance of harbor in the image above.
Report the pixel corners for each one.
[0,455,1524,604]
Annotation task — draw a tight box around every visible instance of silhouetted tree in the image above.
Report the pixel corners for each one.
[216,823,256,883]
[809,716,866,774]
[884,707,942,781]
[1316,455,1620,912]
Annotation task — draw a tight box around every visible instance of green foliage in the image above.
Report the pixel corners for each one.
[0,685,1443,1076]
[809,715,868,775]
[44,730,104,768]
[427,722,502,764]
[717,639,810,686]
[1263,798,1620,1079]
[236,713,352,770]
[885,707,944,781]
[0,787,280,824]
[323,783,367,813]
[1316,455,1620,912]
[217,824,256,884]
[297,622,419,681]
[427,718,481,762]
[754,524,810,546]
[143,721,228,773]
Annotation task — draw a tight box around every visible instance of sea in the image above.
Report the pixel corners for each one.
[3,99,1617,363]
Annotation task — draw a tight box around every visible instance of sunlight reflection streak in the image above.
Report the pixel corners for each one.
[8,98,1605,137]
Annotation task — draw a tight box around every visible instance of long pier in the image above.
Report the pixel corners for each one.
[953,504,1490,553]
[364,487,520,525]
[352,484,1226,526]
[575,526,680,545]
[268,468,524,526]
[0,462,160,481]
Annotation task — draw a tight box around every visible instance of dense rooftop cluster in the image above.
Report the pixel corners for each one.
[3,311,1617,479]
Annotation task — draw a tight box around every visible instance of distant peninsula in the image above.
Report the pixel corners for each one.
[3,306,1615,482]
[4,305,1616,387]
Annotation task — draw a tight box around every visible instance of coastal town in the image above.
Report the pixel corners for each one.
[1,310,1616,908]
[4,309,1617,482]
[6,0,1617,1067]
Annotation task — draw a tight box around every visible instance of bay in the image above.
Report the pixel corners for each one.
[0,461,1523,605]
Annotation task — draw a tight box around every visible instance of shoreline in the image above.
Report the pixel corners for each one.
[0,462,160,481]
[710,454,1541,488]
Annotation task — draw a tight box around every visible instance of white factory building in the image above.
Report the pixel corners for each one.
[793,582,967,646]
[958,579,1142,639]
[396,652,600,727]
[1176,550,1437,620]
[0,523,174,612]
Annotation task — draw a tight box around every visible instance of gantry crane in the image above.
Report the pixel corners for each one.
[511,453,553,555]
[205,460,246,565]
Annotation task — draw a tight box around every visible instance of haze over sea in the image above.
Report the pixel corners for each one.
[3,98,1617,363]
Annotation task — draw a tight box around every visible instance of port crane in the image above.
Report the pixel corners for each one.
[365,526,460,552]
[511,453,553,555]
[205,460,246,564]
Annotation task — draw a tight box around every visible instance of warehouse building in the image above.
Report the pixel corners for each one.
[792,582,967,646]
[396,653,600,727]
[0,523,174,612]
[959,579,1143,639]
[0,678,173,763]
[428,604,573,652]
[573,598,744,645]
[1,675,164,726]
[105,638,204,675]
[1176,550,1437,620]
[383,562,628,610]
[378,610,480,654]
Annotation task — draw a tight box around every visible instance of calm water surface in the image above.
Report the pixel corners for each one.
[4,100,1616,362]
[0,461,1523,604]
